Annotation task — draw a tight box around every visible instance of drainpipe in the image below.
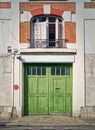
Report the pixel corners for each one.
[12,49,18,117]
[12,53,15,107]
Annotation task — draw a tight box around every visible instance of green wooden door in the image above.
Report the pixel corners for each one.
[24,64,72,115]
[24,65,49,115]
[49,65,72,115]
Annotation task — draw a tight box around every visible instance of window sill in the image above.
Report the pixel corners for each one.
[20,48,77,55]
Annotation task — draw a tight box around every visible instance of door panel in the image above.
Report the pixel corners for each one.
[25,66,48,115]
[24,64,72,115]
[51,78,65,113]
[28,76,48,115]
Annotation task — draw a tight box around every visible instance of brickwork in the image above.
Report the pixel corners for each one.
[20,2,76,14]
[84,2,95,8]
[20,22,30,43]
[64,22,76,43]
[20,3,43,12]
[30,8,44,17]
[51,8,63,17]
[0,2,11,8]
[51,3,76,14]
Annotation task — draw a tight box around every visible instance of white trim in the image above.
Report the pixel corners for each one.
[20,11,32,22]
[44,4,50,14]
[62,11,72,22]
[20,55,75,63]
[20,48,77,53]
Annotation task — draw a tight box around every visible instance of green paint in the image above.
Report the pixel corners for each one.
[24,64,72,115]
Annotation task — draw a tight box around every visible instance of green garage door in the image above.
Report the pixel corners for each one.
[24,64,72,115]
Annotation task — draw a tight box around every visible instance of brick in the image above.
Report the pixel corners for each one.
[0,2,11,8]
[64,22,76,43]
[20,3,43,12]
[51,3,76,14]
[84,2,95,8]
[30,8,44,17]
[19,2,76,14]
[51,8,64,16]
[20,22,30,43]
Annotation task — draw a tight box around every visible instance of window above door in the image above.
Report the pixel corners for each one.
[30,15,66,48]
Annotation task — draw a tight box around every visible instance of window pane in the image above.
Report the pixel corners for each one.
[51,67,55,75]
[58,18,62,22]
[27,67,31,75]
[33,18,36,23]
[49,17,55,22]
[56,67,60,75]
[37,67,41,75]
[42,17,46,22]
[66,67,70,75]
[32,68,36,75]
[42,67,46,75]
[61,67,65,75]
[38,17,46,22]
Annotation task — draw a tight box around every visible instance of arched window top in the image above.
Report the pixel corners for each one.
[32,15,63,23]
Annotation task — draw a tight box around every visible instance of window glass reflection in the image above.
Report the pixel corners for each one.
[51,67,55,75]
[32,68,36,75]
[56,67,60,75]
[66,67,70,75]
[27,67,31,75]
[42,67,46,75]
[37,67,41,75]
[61,67,65,75]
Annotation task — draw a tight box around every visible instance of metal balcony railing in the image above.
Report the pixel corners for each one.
[30,39,67,48]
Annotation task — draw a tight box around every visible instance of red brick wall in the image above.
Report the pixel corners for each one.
[51,3,76,14]
[20,22,30,43]
[64,22,76,43]
[84,2,95,8]
[20,2,76,14]
[30,8,44,17]
[0,2,11,8]
[20,3,43,13]
[51,8,63,17]
[20,2,76,43]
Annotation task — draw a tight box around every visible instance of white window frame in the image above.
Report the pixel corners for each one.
[30,15,63,48]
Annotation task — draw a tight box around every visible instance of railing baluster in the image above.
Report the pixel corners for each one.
[30,39,67,48]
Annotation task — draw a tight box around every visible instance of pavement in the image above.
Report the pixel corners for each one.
[0,116,95,126]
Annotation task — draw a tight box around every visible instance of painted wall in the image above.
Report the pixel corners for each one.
[0,55,12,106]
[85,20,95,106]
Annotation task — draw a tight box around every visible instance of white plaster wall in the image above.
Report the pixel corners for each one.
[72,0,95,116]
[0,0,22,115]
[0,55,12,106]
[72,1,85,117]
[0,20,12,53]
[0,1,19,53]
[85,20,95,53]
[85,20,95,106]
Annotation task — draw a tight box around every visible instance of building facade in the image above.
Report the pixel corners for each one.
[0,0,95,118]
